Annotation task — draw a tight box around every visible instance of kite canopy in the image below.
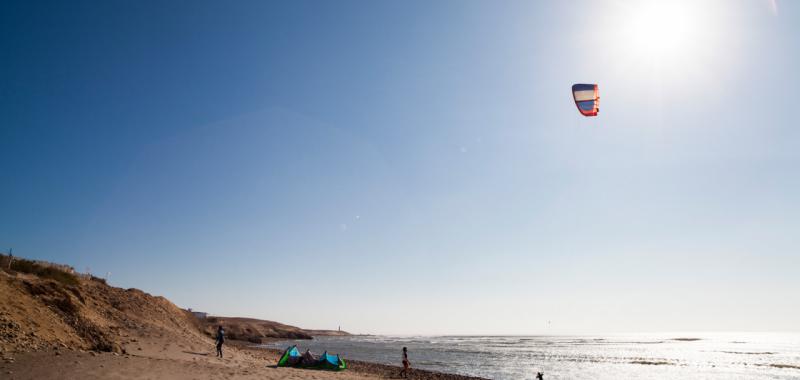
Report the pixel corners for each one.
[318,351,347,370]
[277,346,347,371]
[277,345,301,367]
[572,84,599,117]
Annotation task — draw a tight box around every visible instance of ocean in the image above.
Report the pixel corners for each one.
[266,333,800,379]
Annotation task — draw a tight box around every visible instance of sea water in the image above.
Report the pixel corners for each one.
[266,333,800,379]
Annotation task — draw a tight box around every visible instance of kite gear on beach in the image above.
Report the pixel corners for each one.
[572,84,599,117]
[277,345,347,371]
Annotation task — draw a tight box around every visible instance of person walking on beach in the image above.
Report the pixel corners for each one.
[399,346,411,378]
[215,325,225,358]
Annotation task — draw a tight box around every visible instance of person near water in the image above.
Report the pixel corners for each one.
[215,325,225,358]
[399,346,411,378]
[536,371,544,380]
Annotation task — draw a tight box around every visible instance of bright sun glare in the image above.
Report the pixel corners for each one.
[600,0,731,93]
[621,1,700,64]
[626,2,696,59]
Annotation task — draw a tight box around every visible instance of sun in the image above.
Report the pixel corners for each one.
[593,0,733,94]
[620,1,701,65]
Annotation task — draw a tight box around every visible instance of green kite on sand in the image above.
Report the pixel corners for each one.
[277,345,347,371]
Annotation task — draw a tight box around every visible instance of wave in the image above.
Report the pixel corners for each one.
[630,360,674,366]
[755,364,800,370]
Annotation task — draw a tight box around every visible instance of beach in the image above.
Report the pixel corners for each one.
[0,336,485,380]
[1,346,375,380]
[0,259,484,380]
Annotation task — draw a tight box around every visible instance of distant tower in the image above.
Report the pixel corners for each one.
[338,325,341,332]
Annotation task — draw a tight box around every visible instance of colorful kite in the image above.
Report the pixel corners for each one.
[572,84,599,117]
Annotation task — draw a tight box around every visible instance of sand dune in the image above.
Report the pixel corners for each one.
[0,255,483,380]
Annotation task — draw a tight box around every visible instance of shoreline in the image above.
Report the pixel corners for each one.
[1,340,489,380]
[229,340,489,380]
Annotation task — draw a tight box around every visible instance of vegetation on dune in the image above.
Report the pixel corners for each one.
[89,275,107,284]
[1,255,80,286]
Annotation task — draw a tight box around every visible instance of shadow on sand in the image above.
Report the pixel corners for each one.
[182,351,211,356]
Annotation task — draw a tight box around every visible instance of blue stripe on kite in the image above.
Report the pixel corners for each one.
[577,100,596,111]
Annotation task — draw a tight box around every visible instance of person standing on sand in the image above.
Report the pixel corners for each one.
[399,346,411,378]
[215,325,225,358]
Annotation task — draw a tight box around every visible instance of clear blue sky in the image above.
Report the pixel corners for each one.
[1,0,798,334]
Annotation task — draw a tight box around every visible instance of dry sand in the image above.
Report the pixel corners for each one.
[0,345,374,380]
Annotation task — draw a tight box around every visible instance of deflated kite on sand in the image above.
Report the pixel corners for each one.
[277,345,347,371]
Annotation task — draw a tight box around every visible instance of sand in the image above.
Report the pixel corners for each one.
[0,337,373,380]
[0,332,484,380]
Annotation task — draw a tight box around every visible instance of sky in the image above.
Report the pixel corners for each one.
[1,0,798,335]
